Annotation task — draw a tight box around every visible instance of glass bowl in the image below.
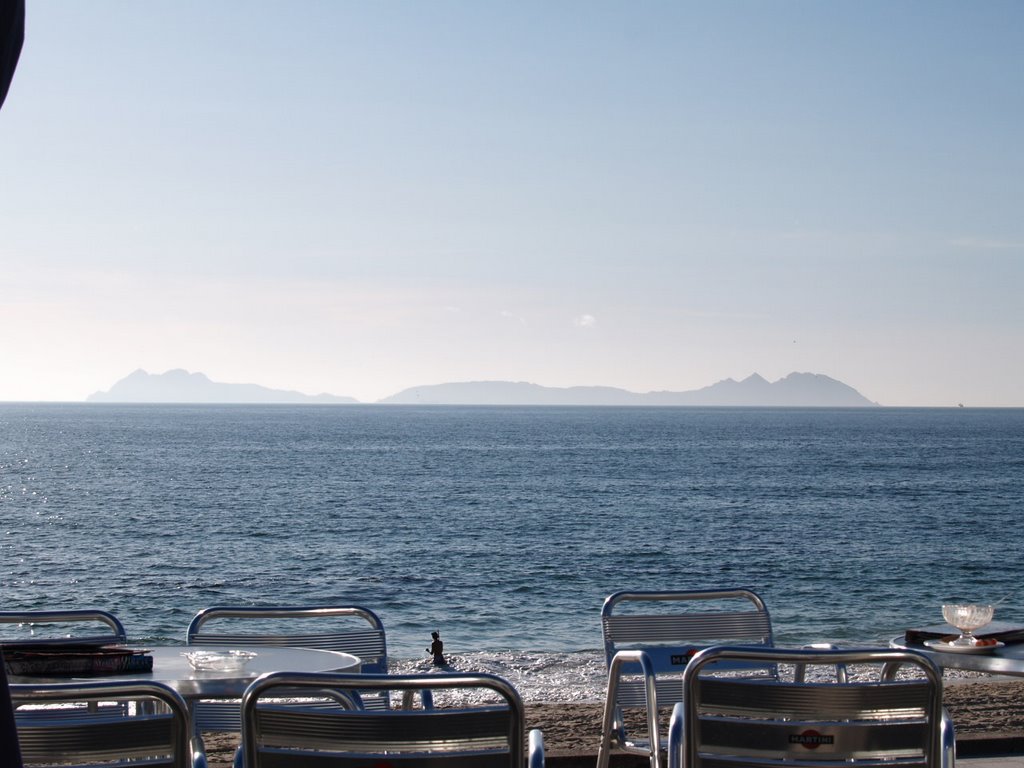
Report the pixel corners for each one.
[941,603,994,646]
[182,649,257,672]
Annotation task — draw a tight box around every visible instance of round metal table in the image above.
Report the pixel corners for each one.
[889,636,1024,678]
[10,645,361,699]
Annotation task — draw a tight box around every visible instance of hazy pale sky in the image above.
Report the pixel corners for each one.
[2,1,1022,405]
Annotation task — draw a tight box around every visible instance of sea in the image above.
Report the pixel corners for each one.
[2,404,1022,701]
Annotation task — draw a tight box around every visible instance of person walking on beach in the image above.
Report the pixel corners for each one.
[427,631,446,666]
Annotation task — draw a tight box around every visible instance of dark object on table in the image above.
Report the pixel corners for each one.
[905,621,1024,646]
[1,644,153,677]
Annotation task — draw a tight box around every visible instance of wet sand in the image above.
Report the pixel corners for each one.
[200,678,1024,766]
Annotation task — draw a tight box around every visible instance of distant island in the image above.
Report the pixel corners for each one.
[87,369,358,404]
[380,373,878,407]
[88,369,878,406]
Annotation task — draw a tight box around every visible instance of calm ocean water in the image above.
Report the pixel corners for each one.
[2,404,1022,700]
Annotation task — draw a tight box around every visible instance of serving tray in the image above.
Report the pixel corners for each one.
[905,621,1024,646]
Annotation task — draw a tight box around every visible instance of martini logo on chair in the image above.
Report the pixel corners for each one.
[670,649,699,666]
[789,729,834,749]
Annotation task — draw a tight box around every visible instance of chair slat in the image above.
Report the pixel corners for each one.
[257,750,513,768]
[698,757,929,768]
[605,613,772,643]
[190,629,385,657]
[17,715,176,760]
[615,676,686,708]
[697,718,931,760]
[696,678,932,720]
[257,707,512,751]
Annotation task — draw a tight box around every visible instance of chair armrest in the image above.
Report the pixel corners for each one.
[528,728,545,768]
[941,707,956,768]
[597,649,660,768]
[667,701,685,768]
[192,743,208,768]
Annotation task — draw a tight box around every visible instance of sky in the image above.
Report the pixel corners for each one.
[1,2,1022,406]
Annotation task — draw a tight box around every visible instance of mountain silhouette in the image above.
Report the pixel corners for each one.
[87,369,357,404]
[88,369,877,406]
[378,373,877,406]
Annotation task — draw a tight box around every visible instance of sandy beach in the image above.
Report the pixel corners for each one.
[199,678,1024,766]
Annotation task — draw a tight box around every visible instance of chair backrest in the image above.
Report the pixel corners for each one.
[10,680,197,768]
[602,589,773,681]
[187,605,387,673]
[676,646,947,768]
[240,671,526,768]
[187,605,388,730]
[0,610,126,647]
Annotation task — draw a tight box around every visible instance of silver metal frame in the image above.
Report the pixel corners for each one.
[0,609,127,646]
[10,679,203,768]
[598,589,774,768]
[671,646,954,768]
[187,605,387,670]
[239,671,544,768]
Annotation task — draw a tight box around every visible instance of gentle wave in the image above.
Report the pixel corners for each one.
[2,404,1022,683]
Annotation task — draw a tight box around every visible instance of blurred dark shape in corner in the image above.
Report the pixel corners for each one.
[1,649,22,768]
[0,5,26,760]
[1,0,26,112]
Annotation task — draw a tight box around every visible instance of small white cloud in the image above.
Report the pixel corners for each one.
[499,309,527,325]
[573,314,597,328]
[950,237,1024,251]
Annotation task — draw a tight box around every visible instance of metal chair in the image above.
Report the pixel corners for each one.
[186,605,388,732]
[1,609,132,721]
[669,646,955,768]
[237,671,545,768]
[0,609,127,646]
[10,680,205,768]
[598,589,775,768]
